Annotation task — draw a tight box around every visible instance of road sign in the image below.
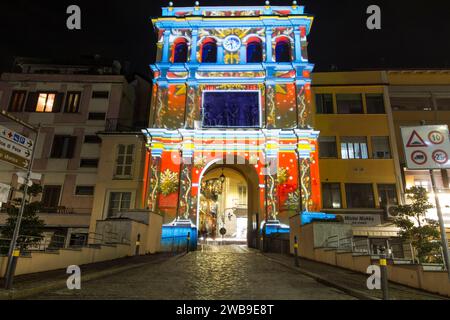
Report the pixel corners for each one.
[401,125,450,169]
[0,137,32,160]
[0,148,29,169]
[0,125,34,150]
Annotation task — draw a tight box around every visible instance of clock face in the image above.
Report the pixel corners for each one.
[223,35,241,52]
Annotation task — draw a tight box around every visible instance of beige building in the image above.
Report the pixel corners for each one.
[0,57,150,246]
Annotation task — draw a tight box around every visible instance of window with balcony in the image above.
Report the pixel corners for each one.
[336,94,363,114]
[8,91,27,112]
[114,144,134,178]
[50,135,76,159]
[322,183,342,209]
[319,136,337,158]
[340,136,368,159]
[42,185,61,211]
[107,192,131,217]
[75,186,95,196]
[345,183,375,208]
[92,91,109,99]
[315,94,334,114]
[371,136,391,159]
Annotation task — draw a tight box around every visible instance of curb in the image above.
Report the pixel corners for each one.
[261,253,380,301]
[0,253,185,300]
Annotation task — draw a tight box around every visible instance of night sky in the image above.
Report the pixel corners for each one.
[1,0,450,79]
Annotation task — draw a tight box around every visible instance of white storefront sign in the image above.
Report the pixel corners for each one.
[336,214,382,226]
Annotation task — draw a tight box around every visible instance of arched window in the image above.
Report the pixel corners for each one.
[201,39,217,63]
[246,38,263,63]
[173,39,188,63]
[275,38,291,62]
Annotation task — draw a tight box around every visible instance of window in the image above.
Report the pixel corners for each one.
[345,184,375,208]
[414,179,431,192]
[246,39,263,63]
[371,136,391,159]
[366,94,385,114]
[84,135,102,144]
[80,158,99,168]
[50,135,76,158]
[64,91,81,113]
[390,97,433,111]
[275,38,291,62]
[8,91,27,112]
[92,91,109,99]
[315,94,333,114]
[88,112,106,120]
[319,136,337,158]
[436,98,450,111]
[202,91,260,127]
[24,92,63,113]
[42,185,61,210]
[201,39,217,63]
[75,186,95,196]
[377,184,398,208]
[115,144,134,178]
[340,137,368,159]
[336,94,363,114]
[322,183,342,209]
[173,40,188,63]
[107,192,131,217]
[237,185,247,206]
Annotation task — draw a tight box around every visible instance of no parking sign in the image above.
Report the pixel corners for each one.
[401,125,450,169]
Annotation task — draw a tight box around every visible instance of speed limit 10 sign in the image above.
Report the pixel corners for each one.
[401,125,450,170]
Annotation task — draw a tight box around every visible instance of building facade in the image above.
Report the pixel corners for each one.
[143,4,321,244]
[0,57,150,245]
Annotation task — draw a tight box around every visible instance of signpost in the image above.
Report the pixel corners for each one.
[401,125,450,280]
[0,111,39,289]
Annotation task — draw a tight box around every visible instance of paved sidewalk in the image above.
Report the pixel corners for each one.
[264,253,448,300]
[0,252,177,299]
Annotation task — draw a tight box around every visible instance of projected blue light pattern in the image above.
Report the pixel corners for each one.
[300,212,336,225]
[161,219,198,251]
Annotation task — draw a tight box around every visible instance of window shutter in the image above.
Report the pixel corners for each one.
[24,92,39,112]
[52,93,65,113]
[67,136,77,159]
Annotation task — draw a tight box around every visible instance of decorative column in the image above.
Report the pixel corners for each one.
[190,29,198,63]
[161,29,171,63]
[263,129,280,221]
[153,83,169,128]
[293,28,302,62]
[296,81,312,128]
[265,27,273,62]
[177,130,196,222]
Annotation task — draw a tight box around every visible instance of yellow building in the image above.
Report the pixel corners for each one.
[312,70,450,234]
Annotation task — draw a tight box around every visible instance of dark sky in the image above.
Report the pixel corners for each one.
[1,0,450,78]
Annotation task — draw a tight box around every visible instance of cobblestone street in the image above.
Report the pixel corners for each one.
[35,245,355,300]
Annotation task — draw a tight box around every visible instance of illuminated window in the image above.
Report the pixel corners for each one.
[238,185,247,207]
[414,180,431,192]
[173,40,188,63]
[36,93,56,112]
[8,91,27,112]
[247,39,263,63]
[275,38,291,62]
[322,183,342,209]
[341,137,368,159]
[201,39,217,63]
[115,144,134,178]
[64,91,81,113]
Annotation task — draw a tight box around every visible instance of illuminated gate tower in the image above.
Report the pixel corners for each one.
[143,3,321,243]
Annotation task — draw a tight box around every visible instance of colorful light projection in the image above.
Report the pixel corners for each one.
[146,5,320,241]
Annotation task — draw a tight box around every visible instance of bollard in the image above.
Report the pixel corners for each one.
[294,236,300,267]
[379,246,389,300]
[186,232,190,253]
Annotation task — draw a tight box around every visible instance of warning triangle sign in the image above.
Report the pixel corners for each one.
[406,130,427,147]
